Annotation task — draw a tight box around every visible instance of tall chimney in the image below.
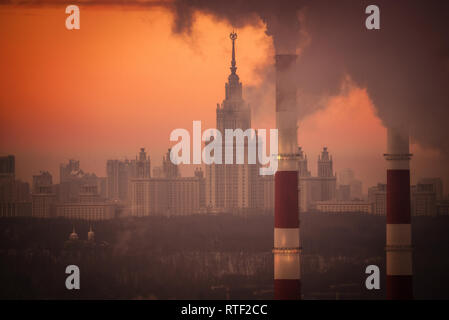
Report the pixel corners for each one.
[384,126,413,299]
[273,54,301,300]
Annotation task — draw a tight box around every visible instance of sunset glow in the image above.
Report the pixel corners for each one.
[0,4,446,189]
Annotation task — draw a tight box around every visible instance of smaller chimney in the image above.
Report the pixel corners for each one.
[384,125,413,299]
[273,53,301,300]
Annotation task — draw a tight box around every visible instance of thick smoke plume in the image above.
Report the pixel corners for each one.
[3,0,449,160]
[170,0,449,159]
[170,0,303,53]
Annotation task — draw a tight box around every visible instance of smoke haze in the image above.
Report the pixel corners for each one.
[170,0,449,160]
[1,0,448,187]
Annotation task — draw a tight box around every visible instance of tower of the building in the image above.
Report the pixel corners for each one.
[318,147,333,177]
[225,32,243,102]
[133,147,151,179]
[317,147,336,201]
[138,148,146,161]
[216,32,251,133]
[163,149,179,178]
[297,147,310,177]
[206,32,255,210]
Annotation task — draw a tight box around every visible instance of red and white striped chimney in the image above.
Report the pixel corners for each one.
[384,126,413,299]
[273,54,301,300]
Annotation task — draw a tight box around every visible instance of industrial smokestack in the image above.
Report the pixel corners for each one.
[384,126,413,299]
[273,54,301,300]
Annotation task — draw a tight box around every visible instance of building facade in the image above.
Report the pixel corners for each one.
[298,147,337,213]
[0,202,32,217]
[55,184,116,220]
[129,175,204,217]
[367,179,443,216]
[59,159,104,203]
[32,171,52,193]
[314,200,371,214]
[368,183,387,215]
[55,203,115,220]
[107,148,151,202]
[32,185,56,218]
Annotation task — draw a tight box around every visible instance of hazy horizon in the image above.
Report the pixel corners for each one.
[1,4,448,193]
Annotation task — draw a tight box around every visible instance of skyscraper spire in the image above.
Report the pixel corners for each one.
[230,31,237,75]
[225,31,242,101]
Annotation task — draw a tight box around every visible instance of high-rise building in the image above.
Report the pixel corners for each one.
[107,148,151,202]
[205,32,259,211]
[411,183,437,216]
[195,168,206,209]
[32,185,56,218]
[298,147,337,212]
[318,147,333,177]
[349,179,363,200]
[59,159,101,203]
[167,177,202,215]
[129,172,204,217]
[0,155,15,178]
[32,171,52,193]
[0,155,15,202]
[129,178,168,216]
[11,180,30,202]
[129,149,205,216]
[162,149,178,178]
[368,183,387,215]
[106,159,130,201]
[417,178,443,200]
[0,155,31,217]
[297,147,311,178]
[55,182,116,221]
[130,148,151,179]
[368,181,439,216]
[60,159,82,183]
[317,147,337,201]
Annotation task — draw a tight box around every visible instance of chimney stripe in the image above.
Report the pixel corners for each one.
[386,276,413,300]
[275,171,299,228]
[274,280,301,300]
[274,253,300,279]
[387,170,411,224]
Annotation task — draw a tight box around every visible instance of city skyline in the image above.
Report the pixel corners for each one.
[2,144,446,196]
[1,4,448,192]
[2,28,445,219]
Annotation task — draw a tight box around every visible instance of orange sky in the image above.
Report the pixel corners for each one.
[0,5,446,192]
